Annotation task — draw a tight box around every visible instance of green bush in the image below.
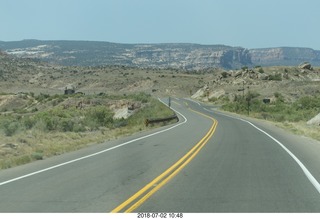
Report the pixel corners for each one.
[36,93,50,102]
[23,116,36,129]
[258,68,264,73]
[32,152,44,160]
[43,115,58,131]
[2,120,19,136]
[222,93,320,123]
[209,97,218,102]
[132,92,150,103]
[85,106,114,129]
[269,73,282,81]
[113,119,128,128]
[32,111,58,131]
[294,96,320,110]
[0,93,176,136]
[59,119,75,132]
[15,155,31,166]
[221,72,228,78]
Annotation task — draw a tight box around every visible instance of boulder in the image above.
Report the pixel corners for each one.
[191,85,208,99]
[208,89,225,99]
[307,113,320,126]
[258,73,269,80]
[299,62,312,70]
[233,70,242,78]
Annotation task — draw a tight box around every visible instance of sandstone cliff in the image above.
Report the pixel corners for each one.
[249,47,320,66]
[1,40,319,69]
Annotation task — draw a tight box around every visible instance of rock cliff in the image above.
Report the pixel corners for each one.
[1,40,319,69]
[249,47,320,66]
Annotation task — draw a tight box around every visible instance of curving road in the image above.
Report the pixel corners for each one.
[0,98,320,212]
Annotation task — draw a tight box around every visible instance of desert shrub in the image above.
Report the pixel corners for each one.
[246,91,260,100]
[15,155,31,166]
[222,93,320,123]
[43,116,58,131]
[59,119,75,132]
[85,106,114,129]
[221,72,228,78]
[127,98,173,127]
[260,112,271,120]
[132,93,150,103]
[36,93,50,102]
[294,96,320,110]
[274,92,285,103]
[13,108,28,114]
[51,96,65,106]
[34,111,59,131]
[0,93,175,136]
[222,92,262,114]
[31,152,43,160]
[258,68,264,73]
[2,119,20,136]
[209,97,218,102]
[23,116,37,129]
[113,118,128,128]
[273,114,286,122]
[269,73,282,81]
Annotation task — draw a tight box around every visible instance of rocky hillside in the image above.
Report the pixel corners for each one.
[0,51,205,97]
[1,40,320,69]
[192,65,320,103]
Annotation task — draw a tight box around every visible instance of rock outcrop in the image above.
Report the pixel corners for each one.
[299,62,313,70]
[307,113,320,126]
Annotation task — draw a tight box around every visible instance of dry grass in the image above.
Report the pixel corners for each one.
[275,121,320,141]
[226,111,320,142]
[0,97,175,169]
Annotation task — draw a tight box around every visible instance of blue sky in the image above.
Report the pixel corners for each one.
[1,0,320,49]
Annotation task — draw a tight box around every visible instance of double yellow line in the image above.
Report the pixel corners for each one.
[111,109,218,213]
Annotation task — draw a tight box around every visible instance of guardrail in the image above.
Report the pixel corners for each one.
[145,114,179,126]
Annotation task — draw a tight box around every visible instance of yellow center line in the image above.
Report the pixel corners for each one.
[111,108,218,213]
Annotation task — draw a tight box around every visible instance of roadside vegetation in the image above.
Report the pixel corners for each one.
[0,92,175,169]
[222,92,320,122]
[219,92,320,140]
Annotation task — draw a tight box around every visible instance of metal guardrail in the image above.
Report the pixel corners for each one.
[145,114,179,126]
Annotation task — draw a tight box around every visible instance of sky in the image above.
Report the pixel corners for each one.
[1,0,320,49]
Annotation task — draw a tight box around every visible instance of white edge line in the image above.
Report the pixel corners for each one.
[185,98,201,106]
[203,107,320,194]
[0,99,187,187]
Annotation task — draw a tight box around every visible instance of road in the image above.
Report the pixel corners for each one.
[0,98,320,212]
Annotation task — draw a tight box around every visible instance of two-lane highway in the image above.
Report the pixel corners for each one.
[0,97,320,212]
[137,99,320,212]
[0,98,213,212]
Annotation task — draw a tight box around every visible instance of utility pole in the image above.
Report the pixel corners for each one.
[168,96,171,108]
[242,81,245,99]
[246,86,250,115]
[247,97,250,115]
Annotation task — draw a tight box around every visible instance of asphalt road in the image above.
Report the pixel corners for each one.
[0,98,320,212]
